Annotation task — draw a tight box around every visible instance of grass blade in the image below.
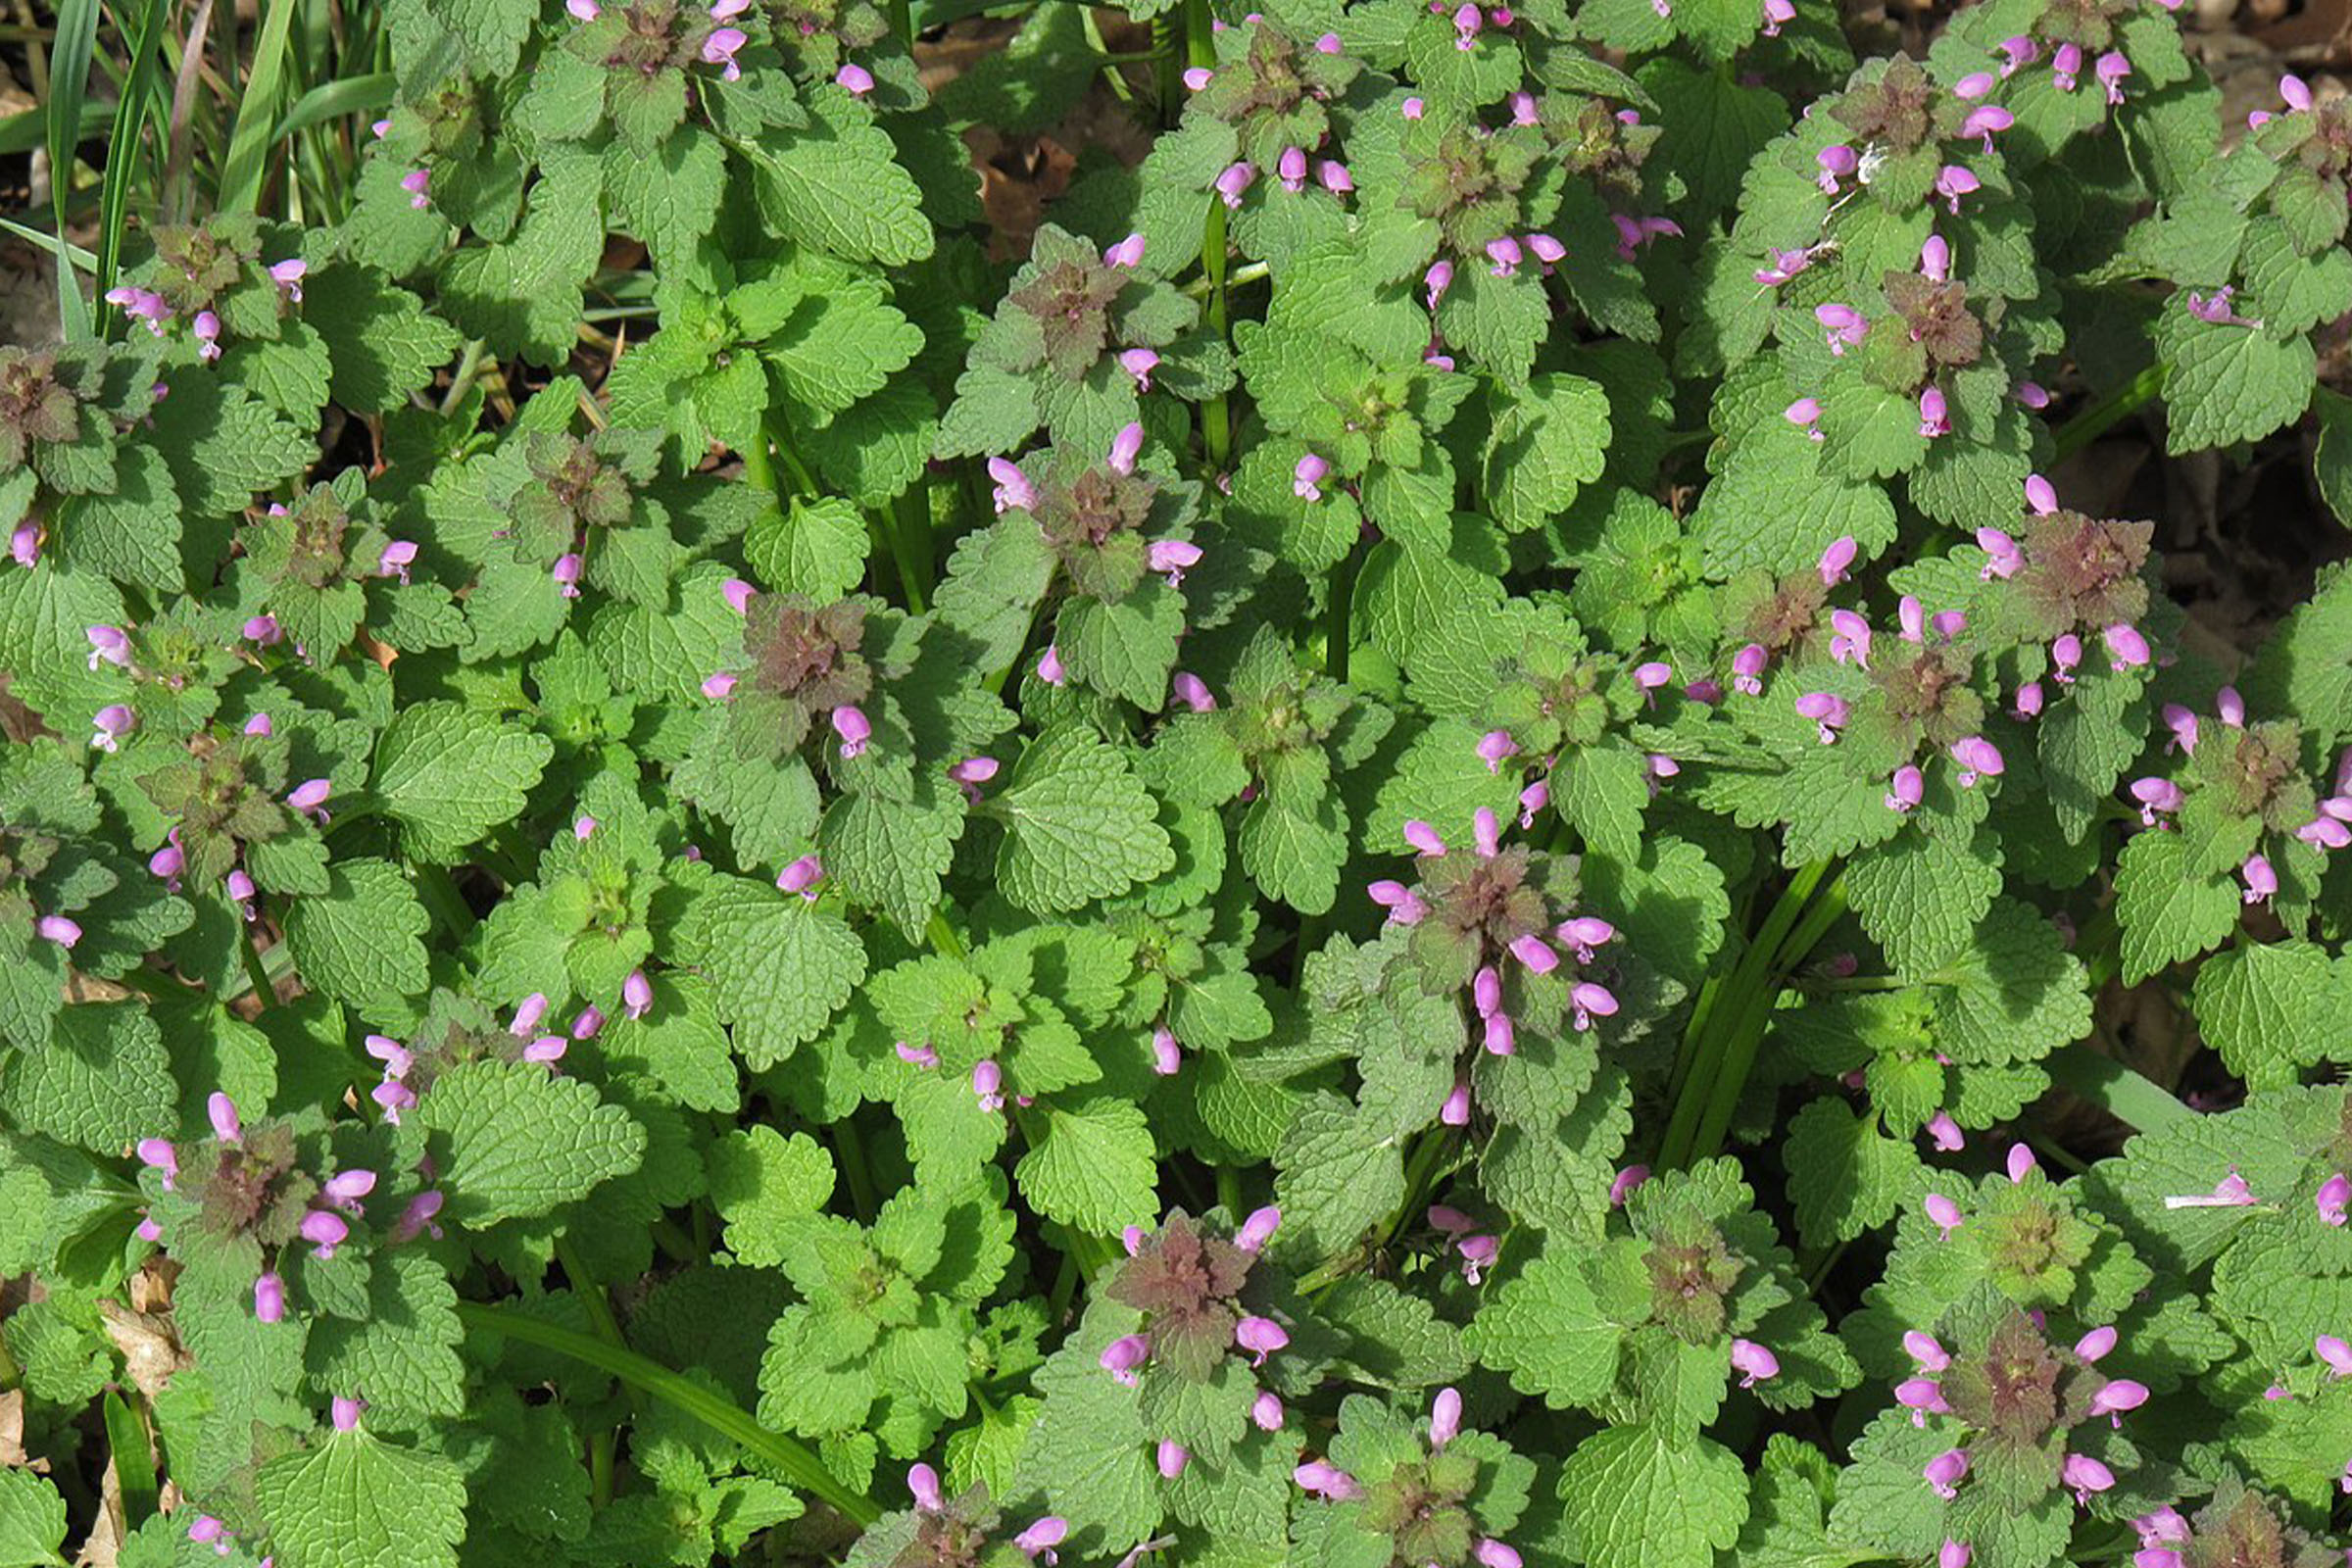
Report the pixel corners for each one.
[43,0,103,337]
[95,0,172,319]
[270,71,394,143]
[451,1299,882,1527]
[216,0,303,215]
[101,1390,161,1530]
[0,214,100,271]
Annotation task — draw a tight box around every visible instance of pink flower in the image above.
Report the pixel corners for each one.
[832,704,871,760]
[987,457,1039,513]
[1294,1459,1363,1500]
[1148,537,1200,584]
[1429,1387,1462,1448]
[1926,1193,1963,1239]
[835,62,874,95]
[1101,1334,1151,1386]
[2164,1168,2255,1207]
[1294,453,1329,502]
[1214,162,1256,209]
[1235,1315,1289,1365]
[400,168,431,209]
[1816,143,1857,192]
[701,25,747,78]
[1794,691,1848,744]
[1918,385,1950,438]
[1816,303,1867,354]
[1924,1448,1969,1499]
[2090,1379,2147,1424]
[254,1272,286,1323]
[2061,1453,2113,1502]
[1730,1339,1780,1388]
[1485,236,1523,277]
[2318,1172,2350,1226]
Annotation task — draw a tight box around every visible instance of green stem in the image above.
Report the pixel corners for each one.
[1152,12,1184,124]
[454,1301,879,1526]
[555,1235,625,1509]
[1684,869,1844,1164]
[1326,534,1362,684]
[413,863,476,940]
[238,924,275,1012]
[1184,0,1229,468]
[439,338,487,416]
[2053,362,2166,460]
[1657,859,1830,1169]
[833,1110,877,1224]
[103,1391,161,1530]
[924,908,967,961]
[871,503,930,614]
[1215,1164,1241,1217]
[2044,1041,2194,1135]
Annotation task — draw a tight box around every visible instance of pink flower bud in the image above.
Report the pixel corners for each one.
[1251,1391,1284,1430]
[1155,1439,1190,1478]
[2061,1453,2113,1501]
[1926,1193,1963,1238]
[301,1208,350,1258]
[1101,1333,1151,1385]
[1014,1518,1068,1558]
[322,1169,376,1210]
[1429,1387,1462,1448]
[1295,1460,1362,1500]
[2318,1172,2350,1226]
[987,457,1039,513]
[835,62,874,94]
[255,1271,286,1322]
[1235,1315,1289,1365]
[1237,1205,1281,1251]
[1730,1339,1779,1387]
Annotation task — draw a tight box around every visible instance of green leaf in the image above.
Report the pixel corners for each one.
[305,1252,466,1427]
[2318,387,2352,529]
[2114,829,2241,984]
[708,1126,836,1267]
[0,1002,173,1153]
[1783,1096,1922,1250]
[743,97,933,267]
[2189,938,2350,1090]
[1692,424,1898,580]
[284,858,430,1029]
[990,726,1175,912]
[256,1424,468,1568]
[746,498,870,604]
[1466,1252,1622,1411]
[2155,313,2317,455]
[674,874,868,1068]
[1557,1424,1749,1568]
[304,269,461,413]
[371,702,555,861]
[416,1060,647,1225]
[1482,374,1611,533]
[1014,1099,1158,1235]
[0,1466,68,1568]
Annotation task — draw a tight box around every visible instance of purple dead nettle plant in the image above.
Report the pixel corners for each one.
[136,1092,382,1323]
[1372,805,1622,1126]
[1099,1208,1297,1471]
